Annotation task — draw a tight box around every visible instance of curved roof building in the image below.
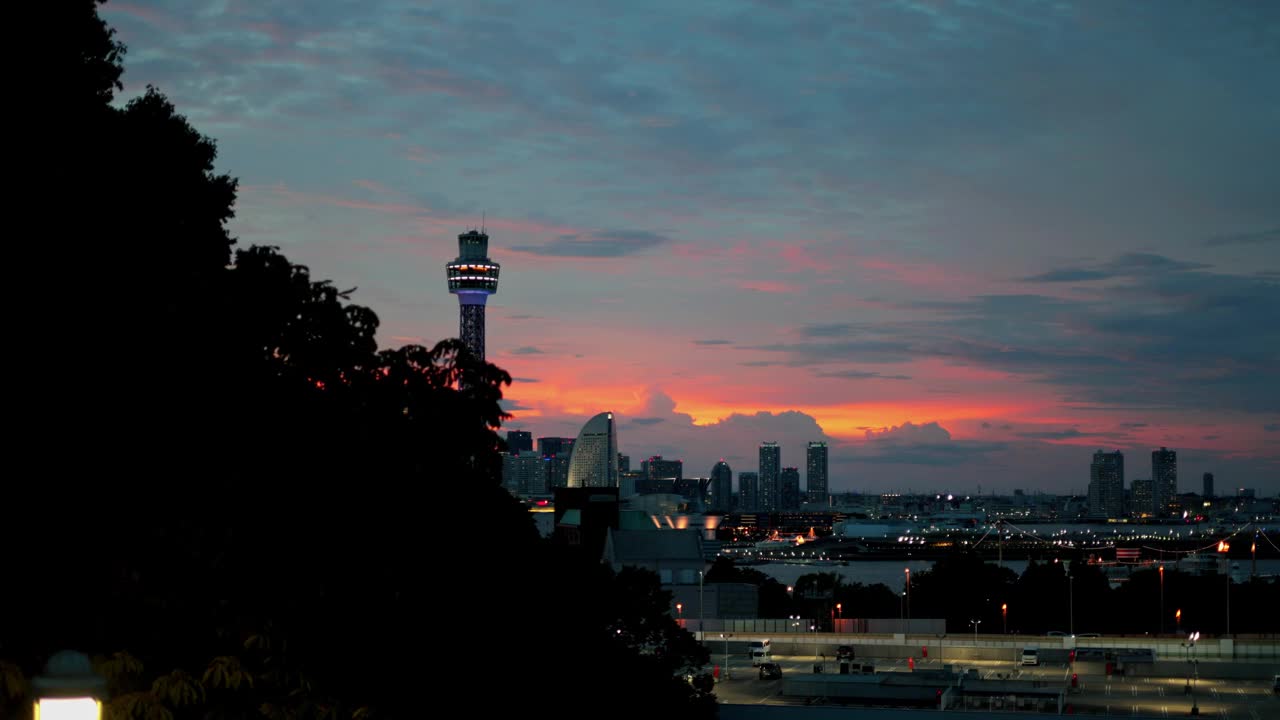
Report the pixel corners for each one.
[567,412,619,488]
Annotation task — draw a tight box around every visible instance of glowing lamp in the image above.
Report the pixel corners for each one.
[33,651,105,720]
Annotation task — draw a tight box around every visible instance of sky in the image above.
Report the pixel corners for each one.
[103,0,1279,494]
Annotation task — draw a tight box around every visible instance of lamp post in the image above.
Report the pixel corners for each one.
[1063,559,1074,637]
[699,570,705,641]
[1158,565,1165,635]
[1184,631,1200,715]
[677,602,683,627]
[1001,603,1008,635]
[1176,608,1182,636]
[970,619,982,643]
[33,650,105,720]
[904,568,912,630]
[720,632,732,680]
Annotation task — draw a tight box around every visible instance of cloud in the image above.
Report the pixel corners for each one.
[1022,268,1113,283]
[511,230,670,257]
[628,417,665,426]
[1265,424,1280,432]
[1021,254,1211,283]
[693,339,732,345]
[864,421,952,444]
[1014,428,1100,440]
[1204,227,1280,247]
[511,377,541,383]
[499,399,534,412]
[509,346,545,355]
[815,369,912,381]
[853,422,1008,466]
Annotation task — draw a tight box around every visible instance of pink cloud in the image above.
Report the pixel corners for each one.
[104,3,185,33]
[738,280,800,293]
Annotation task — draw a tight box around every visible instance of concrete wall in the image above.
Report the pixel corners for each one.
[696,631,1278,661]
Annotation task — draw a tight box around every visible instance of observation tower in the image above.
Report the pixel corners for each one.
[445,229,501,360]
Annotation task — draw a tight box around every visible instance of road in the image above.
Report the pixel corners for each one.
[712,654,1280,717]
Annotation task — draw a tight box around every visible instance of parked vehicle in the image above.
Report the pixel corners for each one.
[748,639,772,666]
[1021,647,1040,666]
[836,645,854,660]
[759,662,782,680]
[1272,674,1279,695]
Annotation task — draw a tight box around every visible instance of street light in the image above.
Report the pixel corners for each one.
[970,619,982,642]
[1064,559,1074,637]
[1183,631,1201,715]
[33,650,105,720]
[676,602,683,626]
[720,632,733,679]
[1158,565,1165,635]
[904,568,911,627]
[1001,603,1008,635]
[699,570,705,641]
[1176,608,1182,635]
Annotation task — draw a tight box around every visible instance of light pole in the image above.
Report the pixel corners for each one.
[1176,608,1182,636]
[1184,631,1200,715]
[833,602,842,632]
[720,632,732,679]
[1002,603,1008,635]
[1158,565,1165,635]
[1064,559,1073,637]
[899,592,905,623]
[905,568,912,629]
[677,602,683,627]
[970,619,982,643]
[699,570,705,640]
[33,650,106,720]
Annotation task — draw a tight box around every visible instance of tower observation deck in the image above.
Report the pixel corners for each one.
[446,229,500,360]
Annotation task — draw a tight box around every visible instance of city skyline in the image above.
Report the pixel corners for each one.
[102,1,1279,491]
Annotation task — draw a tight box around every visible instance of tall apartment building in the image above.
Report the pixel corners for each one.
[1088,450,1125,519]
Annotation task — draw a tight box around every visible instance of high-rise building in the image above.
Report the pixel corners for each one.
[1088,450,1125,519]
[739,472,759,512]
[710,460,733,512]
[639,456,683,494]
[1152,447,1177,513]
[445,229,500,360]
[806,441,829,503]
[538,436,571,458]
[1130,478,1153,517]
[759,441,781,512]
[1203,472,1214,499]
[538,436,574,490]
[780,467,801,510]
[502,451,544,495]
[619,453,631,474]
[506,430,533,453]
[567,412,619,488]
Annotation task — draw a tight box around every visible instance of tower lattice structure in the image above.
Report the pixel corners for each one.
[446,230,500,360]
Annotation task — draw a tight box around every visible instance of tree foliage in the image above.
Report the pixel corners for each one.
[4,3,717,720]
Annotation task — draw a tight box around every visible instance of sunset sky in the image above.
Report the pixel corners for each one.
[104,1,1279,493]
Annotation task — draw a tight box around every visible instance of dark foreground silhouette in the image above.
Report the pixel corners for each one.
[3,3,715,719]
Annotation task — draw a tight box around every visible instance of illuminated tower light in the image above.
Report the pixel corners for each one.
[446,229,501,360]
